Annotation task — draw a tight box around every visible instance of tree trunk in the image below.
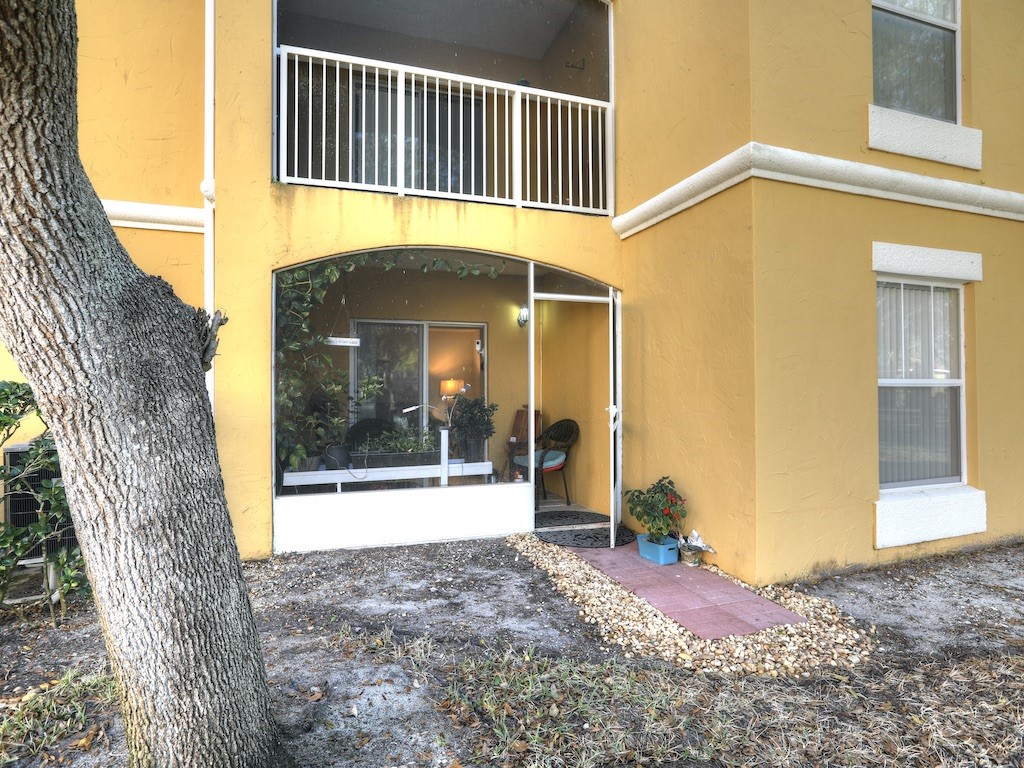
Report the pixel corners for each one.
[0,3,292,766]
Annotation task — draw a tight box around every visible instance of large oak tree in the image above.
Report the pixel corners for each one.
[0,1,292,765]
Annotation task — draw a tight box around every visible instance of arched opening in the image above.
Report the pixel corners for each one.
[272,247,621,550]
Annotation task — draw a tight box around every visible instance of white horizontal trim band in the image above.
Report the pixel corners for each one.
[873,242,983,281]
[102,199,205,233]
[612,142,1024,239]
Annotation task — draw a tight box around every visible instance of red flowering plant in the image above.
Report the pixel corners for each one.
[624,476,687,544]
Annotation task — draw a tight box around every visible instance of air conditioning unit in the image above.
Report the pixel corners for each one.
[3,443,77,561]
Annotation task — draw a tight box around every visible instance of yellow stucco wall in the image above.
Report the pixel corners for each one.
[751,182,879,582]
[752,180,1024,583]
[969,2,1024,194]
[620,183,758,583]
[77,0,204,207]
[117,229,205,308]
[74,0,206,308]
[748,0,873,162]
[612,0,752,213]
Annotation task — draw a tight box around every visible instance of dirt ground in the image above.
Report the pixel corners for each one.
[799,542,1024,657]
[2,537,1023,766]
[3,539,609,767]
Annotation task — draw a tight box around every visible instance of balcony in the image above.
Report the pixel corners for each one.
[278,47,610,215]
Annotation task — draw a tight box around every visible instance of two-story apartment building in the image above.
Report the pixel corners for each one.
[3,0,1022,586]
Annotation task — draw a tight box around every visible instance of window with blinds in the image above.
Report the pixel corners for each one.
[877,281,964,487]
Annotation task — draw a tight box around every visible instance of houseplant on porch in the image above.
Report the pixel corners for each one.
[624,476,687,565]
[274,262,346,472]
[350,427,439,468]
[450,396,498,462]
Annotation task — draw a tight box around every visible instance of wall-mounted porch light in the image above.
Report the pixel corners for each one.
[517,304,529,327]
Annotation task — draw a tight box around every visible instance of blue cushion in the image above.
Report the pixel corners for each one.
[513,449,567,471]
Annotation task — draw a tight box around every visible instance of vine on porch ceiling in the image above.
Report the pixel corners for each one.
[338,250,507,279]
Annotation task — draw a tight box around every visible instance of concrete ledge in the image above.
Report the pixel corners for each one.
[875,485,986,549]
[868,104,982,170]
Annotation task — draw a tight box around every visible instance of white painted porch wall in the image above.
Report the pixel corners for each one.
[273,482,535,552]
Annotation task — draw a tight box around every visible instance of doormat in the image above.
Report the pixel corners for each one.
[535,509,610,529]
[536,525,637,548]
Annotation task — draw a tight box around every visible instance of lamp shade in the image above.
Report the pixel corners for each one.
[440,378,465,398]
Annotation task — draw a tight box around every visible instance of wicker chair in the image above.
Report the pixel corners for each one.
[513,419,579,507]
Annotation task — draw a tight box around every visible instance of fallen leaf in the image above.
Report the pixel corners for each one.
[72,725,100,751]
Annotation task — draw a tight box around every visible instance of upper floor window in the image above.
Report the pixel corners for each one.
[872,0,959,123]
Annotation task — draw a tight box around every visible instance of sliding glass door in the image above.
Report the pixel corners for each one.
[353,321,424,425]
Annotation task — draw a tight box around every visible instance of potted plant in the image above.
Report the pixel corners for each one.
[350,427,439,468]
[318,375,384,469]
[624,476,687,565]
[679,529,714,567]
[274,262,345,473]
[449,396,498,462]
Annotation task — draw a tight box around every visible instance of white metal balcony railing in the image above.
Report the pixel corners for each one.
[277,46,610,215]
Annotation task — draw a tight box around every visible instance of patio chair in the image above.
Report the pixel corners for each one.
[512,418,579,507]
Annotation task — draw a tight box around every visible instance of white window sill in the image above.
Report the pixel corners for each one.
[868,104,982,170]
[875,484,986,549]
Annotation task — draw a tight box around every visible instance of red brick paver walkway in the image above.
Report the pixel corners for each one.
[569,540,804,640]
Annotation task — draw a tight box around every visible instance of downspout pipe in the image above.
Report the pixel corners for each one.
[201,0,216,404]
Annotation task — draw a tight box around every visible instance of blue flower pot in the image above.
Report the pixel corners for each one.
[637,534,679,565]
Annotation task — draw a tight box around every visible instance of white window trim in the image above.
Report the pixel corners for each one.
[869,1,982,170]
[869,104,982,170]
[875,484,986,548]
[872,242,982,282]
[873,241,986,548]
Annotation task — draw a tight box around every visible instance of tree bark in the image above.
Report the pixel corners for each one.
[0,2,292,766]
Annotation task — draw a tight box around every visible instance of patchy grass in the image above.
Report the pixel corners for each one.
[333,622,438,670]
[0,667,115,764]
[443,647,1024,767]
[441,647,703,766]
